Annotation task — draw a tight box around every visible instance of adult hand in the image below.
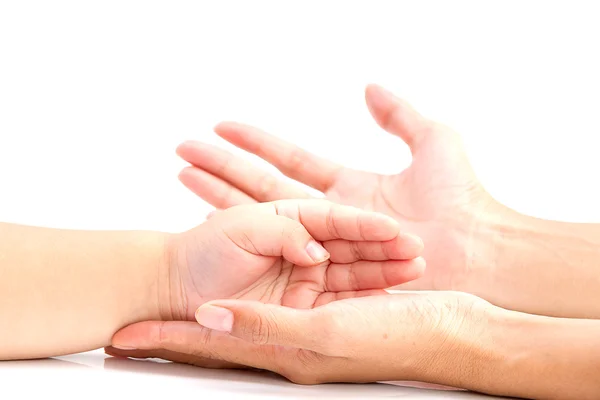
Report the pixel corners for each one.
[176,84,496,292]
[108,290,600,400]
[107,292,497,390]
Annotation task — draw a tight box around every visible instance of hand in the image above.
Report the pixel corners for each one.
[175,84,496,292]
[159,199,425,320]
[107,292,494,389]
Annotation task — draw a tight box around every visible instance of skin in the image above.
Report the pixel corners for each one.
[168,84,600,318]
[108,84,600,393]
[108,293,600,399]
[0,199,423,359]
[167,200,425,320]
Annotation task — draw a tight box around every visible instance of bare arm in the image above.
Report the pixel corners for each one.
[109,292,600,399]
[467,204,600,318]
[0,223,167,359]
[454,304,600,399]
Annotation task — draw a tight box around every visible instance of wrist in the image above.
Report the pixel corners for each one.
[159,222,213,321]
[414,294,600,399]
[413,296,521,395]
[461,201,522,301]
[124,230,171,323]
[474,308,600,399]
[157,231,188,320]
[407,293,499,386]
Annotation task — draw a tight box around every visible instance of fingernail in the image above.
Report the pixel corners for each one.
[306,240,329,262]
[195,305,234,332]
[110,345,137,350]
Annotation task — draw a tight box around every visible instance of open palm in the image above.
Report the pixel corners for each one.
[177,85,494,291]
[169,200,424,320]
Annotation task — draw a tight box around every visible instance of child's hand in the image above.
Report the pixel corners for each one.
[161,199,424,320]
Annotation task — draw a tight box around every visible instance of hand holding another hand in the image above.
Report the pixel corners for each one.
[108,292,495,388]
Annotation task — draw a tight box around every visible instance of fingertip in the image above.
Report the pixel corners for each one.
[364,213,401,240]
[364,83,392,113]
[411,256,427,280]
[195,304,234,333]
[214,121,241,137]
[305,240,330,264]
[414,256,426,272]
[177,166,196,184]
[176,140,201,158]
[398,232,425,257]
[402,256,426,282]
[365,83,384,99]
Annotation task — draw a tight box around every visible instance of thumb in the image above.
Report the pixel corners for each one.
[195,300,328,352]
[365,84,433,153]
[222,213,330,266]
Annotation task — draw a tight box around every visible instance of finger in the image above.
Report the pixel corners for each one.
[365,84,433,153]
[215,122,343,192]
[178,167,256,209]
[324,233,424,263]
[195,300,327,353]
[270,199,401,241]
[313,289,388,307]
[104,347,242,369]
[323,257,425,291]
[221,212,330,266]
[111,321,280,372]
[177,141,310,201]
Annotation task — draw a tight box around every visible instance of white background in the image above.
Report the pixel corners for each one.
[0,1,597,398]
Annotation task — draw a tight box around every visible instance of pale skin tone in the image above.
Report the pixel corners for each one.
[109,84,600,396]
[168,84,600,318]
[0,199,424,359]
[110,293,600,400]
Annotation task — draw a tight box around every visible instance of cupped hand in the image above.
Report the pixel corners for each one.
[106,292,495,391]
[160,199,424,321]
[175,84,496,292]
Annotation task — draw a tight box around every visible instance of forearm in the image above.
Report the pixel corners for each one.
[0,223,168,359]
[413,303,600,399]
[468,204,600,318]
[465,308,600,399]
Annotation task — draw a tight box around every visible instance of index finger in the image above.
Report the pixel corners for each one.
[243,199,401,242]
[215,122,344,192]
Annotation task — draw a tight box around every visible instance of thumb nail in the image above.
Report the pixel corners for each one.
[306,240,329,262]
[195,305,234,332]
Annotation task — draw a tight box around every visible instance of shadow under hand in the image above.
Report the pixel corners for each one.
[104,357,505,399]
[0,357,90,370]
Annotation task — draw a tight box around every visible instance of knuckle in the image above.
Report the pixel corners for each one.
[245,316,275,345]
[256,173,278,199]
[282,146,305,176]
[356,214,367,240]
[216,156,235,176]
[349,241,362,260]
[217,185,234,208]
[325,207,341,238]
[285,223,307,242]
